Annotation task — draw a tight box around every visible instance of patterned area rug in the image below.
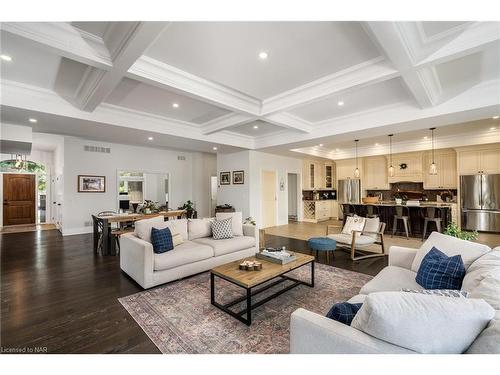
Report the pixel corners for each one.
[119,264,372,354]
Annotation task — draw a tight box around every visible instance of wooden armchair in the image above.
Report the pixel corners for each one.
[327,222,387,261]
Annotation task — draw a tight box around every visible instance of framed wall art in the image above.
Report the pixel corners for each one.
[78,175,106,192]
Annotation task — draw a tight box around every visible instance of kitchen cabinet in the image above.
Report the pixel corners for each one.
[458,148,500,175]
[302,160,333,189]
[335,158,359,181]
[315,200,330,221]
[423,151,457,189]
[387,152,423,183]
[330,200,339,219]
[363,156,390,190]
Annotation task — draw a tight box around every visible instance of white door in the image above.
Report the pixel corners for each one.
[210,175,217,217]
[261,170,277,228]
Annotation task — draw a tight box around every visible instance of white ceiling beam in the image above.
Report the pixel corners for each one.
[261,57,399,115]
[74,22,168,112]
[0,22,113,70]
[364,22,442,108]
[262,113,313,133]
[416,22,500,68]
[128,56,262,116]
[201,113,257,135]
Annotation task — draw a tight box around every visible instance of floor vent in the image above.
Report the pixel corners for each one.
[84,145,111,154]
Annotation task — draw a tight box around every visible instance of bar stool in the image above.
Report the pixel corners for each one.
[341,204,357,225]
[364,205,380,218]
[392,206,411,240]
[421,207,443,240]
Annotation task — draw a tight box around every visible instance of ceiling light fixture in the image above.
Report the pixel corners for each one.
[258,51,268,60]
[253,125,259,129]
[493,116,499,119]
[388,134,395,177]
[429,127,437,175]
[354,140,360,179]
[148,136,153,141]
[337,100,344,107]
[212,146,218,151]
[0,54,12,62]
[423,136,428,140]
[29,118,37,123]
[490,127,497,130]
[172,103,179,108]
[375,143,379,146]
[319,144,323,147]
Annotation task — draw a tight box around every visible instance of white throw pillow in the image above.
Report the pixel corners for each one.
[216,212,243,236]
[134,216,164,243]
[351,291,494,354]
[188,218,214,240]
[362,217,380,239]
[165,218,188,241]
[341,216,365,237]
[411,232,491,272]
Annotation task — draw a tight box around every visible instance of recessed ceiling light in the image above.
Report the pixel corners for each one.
[335,148,340,152]
[337,100,344,107]
[0,54,12,62]
[490,127,497,130]
[29,118,37,123]
[319,144,323,147]
[493,116,499,119]
[258,51,268,60]
[253,125,259,129]
[148,136,153,141]
[172,103,179,108]
[423,136,429,140]
[213,146,218,151]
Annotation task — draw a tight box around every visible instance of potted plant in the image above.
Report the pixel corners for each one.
[393,192,407,205]
[140,200,160,214]
[444,222,478,241]
[179,200,196,218]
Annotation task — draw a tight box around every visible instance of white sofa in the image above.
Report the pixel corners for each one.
[291,232,500,354]
[120,217,258,289]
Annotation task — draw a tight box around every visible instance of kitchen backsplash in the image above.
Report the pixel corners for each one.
[367,182,457,202]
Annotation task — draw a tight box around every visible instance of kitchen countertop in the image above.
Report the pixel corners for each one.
[303,199,337,202]
[346,201,456,207]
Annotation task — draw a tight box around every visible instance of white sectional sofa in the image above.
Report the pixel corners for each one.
[120,216,258,289]
[291,232,500,354]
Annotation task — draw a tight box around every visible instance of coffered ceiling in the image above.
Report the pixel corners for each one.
[0,21,499,157]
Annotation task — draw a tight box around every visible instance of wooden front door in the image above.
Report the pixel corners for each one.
[3,174,36,225]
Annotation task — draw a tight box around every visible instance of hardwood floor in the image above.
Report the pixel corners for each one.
[1,227,387,353]
[0,230,159,353]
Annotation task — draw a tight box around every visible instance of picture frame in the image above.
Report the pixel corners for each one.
[78,175,106,193]
[220,171,231,185]
[232,170,244,185]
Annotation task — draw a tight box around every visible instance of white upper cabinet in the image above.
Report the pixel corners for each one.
[458,148,500,175]
[302,160,333,189]
[387,152,423,183]
[335,158,359,181]
[363,156,389,190]
[423,151,457,189]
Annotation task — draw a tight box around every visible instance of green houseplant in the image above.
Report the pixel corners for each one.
[444,222,478,241]
[179,200,195,218]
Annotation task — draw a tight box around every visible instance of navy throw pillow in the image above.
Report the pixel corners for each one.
[150,227,174,254]
[326,302,363,325]
[416,247,465,290]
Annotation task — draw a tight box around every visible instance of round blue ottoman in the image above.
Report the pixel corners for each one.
[308,237,336,263]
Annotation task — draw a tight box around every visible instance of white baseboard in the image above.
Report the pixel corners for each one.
[62,227,93,236]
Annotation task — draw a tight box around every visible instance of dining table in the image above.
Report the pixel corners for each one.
[93,210,186,256]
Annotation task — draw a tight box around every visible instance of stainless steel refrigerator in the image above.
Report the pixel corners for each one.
[338,179,361,219]
[461,174,500,233]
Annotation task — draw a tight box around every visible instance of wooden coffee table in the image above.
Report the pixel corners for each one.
[210,253,315,325]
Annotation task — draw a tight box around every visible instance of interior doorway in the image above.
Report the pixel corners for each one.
[210,175,217,217]
[288,173,298,222]
[3,173,36,226]
[261,170,277,228]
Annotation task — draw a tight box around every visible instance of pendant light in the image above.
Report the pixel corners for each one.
[429,127,437,175]
[354,139,360,178]
[388,134,395,177]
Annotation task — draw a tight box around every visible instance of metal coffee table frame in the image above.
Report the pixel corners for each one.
[210,260,314,326]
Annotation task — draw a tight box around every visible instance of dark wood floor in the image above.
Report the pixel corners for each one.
[0,229,386,354]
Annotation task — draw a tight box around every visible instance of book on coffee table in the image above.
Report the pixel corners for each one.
[256,249,297,265]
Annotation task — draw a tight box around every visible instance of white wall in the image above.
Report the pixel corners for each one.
[62,136,214,235]
[249,151,303,227]
[216,150,303,227]
[192,152,217,218]
[216,150,251,218]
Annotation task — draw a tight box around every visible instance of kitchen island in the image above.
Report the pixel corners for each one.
[341,202,456,238]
